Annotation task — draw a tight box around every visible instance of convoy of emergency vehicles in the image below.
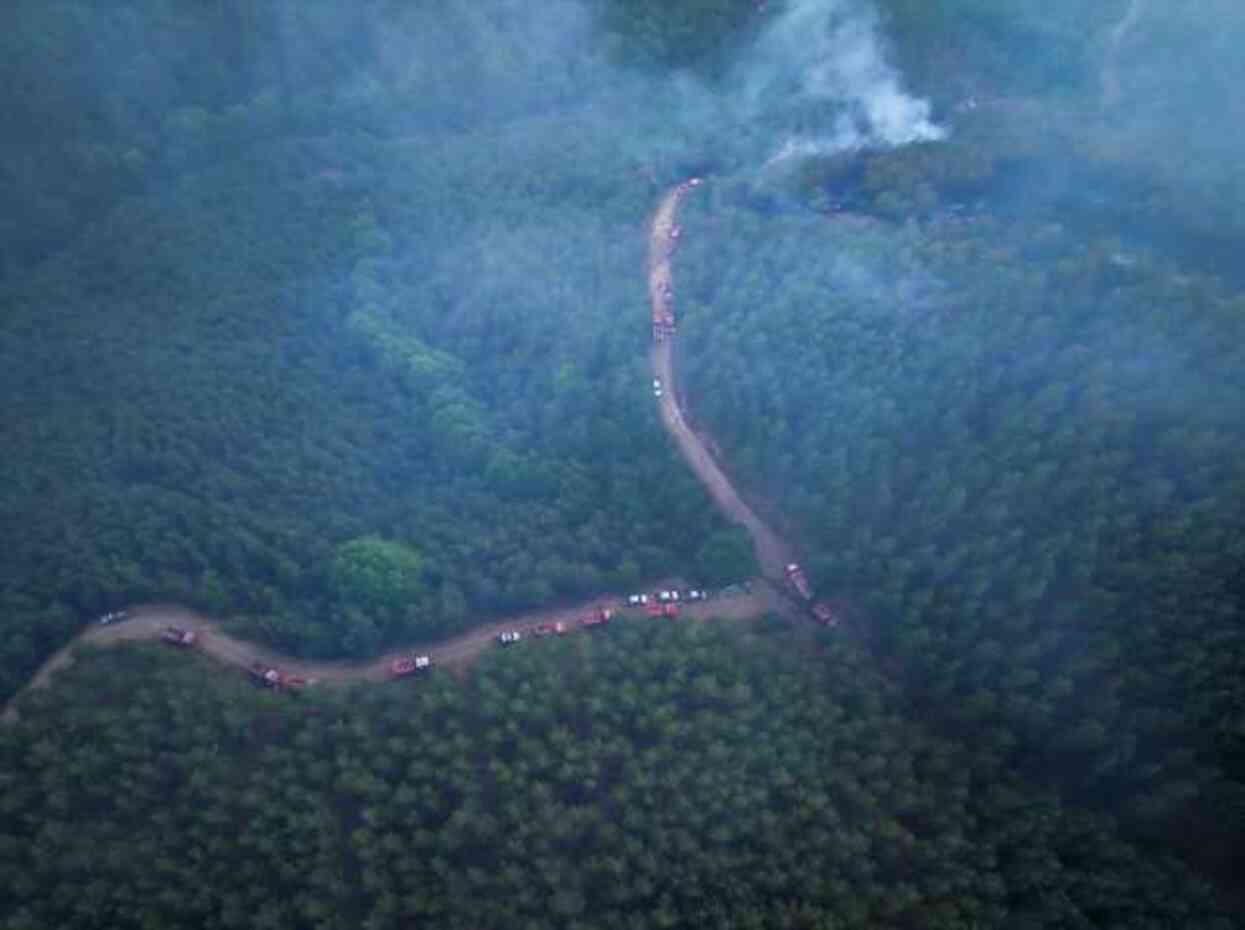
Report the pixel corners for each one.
[128,571,837,696]
[65,173,842,703]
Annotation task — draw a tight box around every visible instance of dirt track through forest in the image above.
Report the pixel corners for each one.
[648,185,795,581]
[2,178,806,721]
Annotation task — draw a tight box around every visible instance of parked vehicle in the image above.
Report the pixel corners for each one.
[686,589,707,601]
[390,655,432,677]
[533,622,567,637]
[97,610,129,625]
[160,626,197,648]
[811,603,840,627]
[248,663,306,690]
[579,608,613,628]
[497,631,522,646]
[784,563,813,601]
[627,594,649,606]
[653,378,663,398]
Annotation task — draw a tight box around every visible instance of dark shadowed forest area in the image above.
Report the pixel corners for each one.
[1,0,1243,927]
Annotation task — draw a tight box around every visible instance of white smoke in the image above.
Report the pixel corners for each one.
[740,0,945,166]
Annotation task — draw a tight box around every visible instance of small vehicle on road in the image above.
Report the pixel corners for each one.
[812,603,840,628]
[579,608,613,628]
[497,631,522,646]
[249,663,308,690]
[626,594,649,606]
[686,589,707,601]
[390,655,432,677]
[785,563,813,601]
[160,626,197,648]
[653,378,663,398]
[97,610,129,625]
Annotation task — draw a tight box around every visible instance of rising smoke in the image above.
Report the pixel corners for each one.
[734,0,945,169]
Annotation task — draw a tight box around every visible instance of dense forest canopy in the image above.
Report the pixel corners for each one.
[2,0,1244,926]
[1,620,1234,929]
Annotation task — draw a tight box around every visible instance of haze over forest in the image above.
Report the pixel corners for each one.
[1,1,1244,928]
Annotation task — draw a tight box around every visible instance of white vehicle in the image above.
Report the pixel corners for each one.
[627,594,649,606]
[497,631,522,646]
[653,378,663,398]
[97,610,129,625]
[686,590,707,601]
[658,590,681,603]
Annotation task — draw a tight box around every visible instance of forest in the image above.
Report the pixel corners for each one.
[2,0,1243,926]
[1,619,1234,929]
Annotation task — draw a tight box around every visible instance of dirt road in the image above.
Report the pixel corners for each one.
[2,585,786,721]
[3,178,811,721]
[648,184,795,582]
[1102,0,1144,109]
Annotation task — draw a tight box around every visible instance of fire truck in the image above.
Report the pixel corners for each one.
[784,563,813,601]
[248,663,308,691]
[811,603,840,627]
[389,655,432,677]
[579,607,613,628]
[160,626,197,648]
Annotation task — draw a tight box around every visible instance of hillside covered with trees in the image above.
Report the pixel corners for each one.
[1,620,1234,929]
[2,0,1243,925]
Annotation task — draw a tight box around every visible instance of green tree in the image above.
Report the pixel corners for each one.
[330,537,425,620]
[695,528,757,586]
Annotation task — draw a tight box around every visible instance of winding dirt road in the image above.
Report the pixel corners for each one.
[2,583,784,722]
[648,184,795,582]
[2,179,807,722]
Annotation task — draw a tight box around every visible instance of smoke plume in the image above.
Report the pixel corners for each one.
[737,0,945,167]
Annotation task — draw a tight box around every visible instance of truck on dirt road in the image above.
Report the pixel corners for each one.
[248,663,308,690]
[811,603,840,628]
[785,563,813,601]
[389,655,432,677]
[579,608,613,628]
[160,627,197,648]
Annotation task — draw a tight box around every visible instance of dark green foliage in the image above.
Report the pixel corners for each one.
[0,11,739,681]
[1,628,1233,930]
[677,162,1245,858]
[331,537,424,614]
[4,0,1245,915]
[695,527,758,585]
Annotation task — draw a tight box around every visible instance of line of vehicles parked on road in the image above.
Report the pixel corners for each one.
[785,563,841,628]
[493,585,711,646]
[494,607,614,647]
[92,566,838,696]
